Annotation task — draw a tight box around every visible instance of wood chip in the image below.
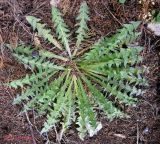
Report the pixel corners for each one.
[113,133,126,139]
[0,30,3,43]
[0,56,4,69]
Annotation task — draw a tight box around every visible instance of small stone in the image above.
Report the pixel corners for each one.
[32,50,39,58]
[143,127,150,135]
[147,23,160,36]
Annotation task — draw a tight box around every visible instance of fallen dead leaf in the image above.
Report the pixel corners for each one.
[9,32,18,48]
[59,0,71,14]
[34,33,41,48]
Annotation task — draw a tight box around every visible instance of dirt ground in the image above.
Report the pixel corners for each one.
[0,0,160,144]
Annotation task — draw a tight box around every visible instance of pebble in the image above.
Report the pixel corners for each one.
[32,50,39,58]
[147,23,160,36]
[142,127,150,135]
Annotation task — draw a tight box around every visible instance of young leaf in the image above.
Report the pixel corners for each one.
[76,1,90,48]
[51,7,71,58]
[14,45,68,61]
[13,53,64,71]
[26,16,62,50]
[118,0,126,4]
[41,73,72,134]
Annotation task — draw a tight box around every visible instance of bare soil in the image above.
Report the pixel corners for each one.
[0,0,160,144]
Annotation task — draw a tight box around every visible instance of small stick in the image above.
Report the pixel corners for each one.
[54,126,61,144]
[25,110,37,144]
[102,0,122,26]
[136,122,139,144]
